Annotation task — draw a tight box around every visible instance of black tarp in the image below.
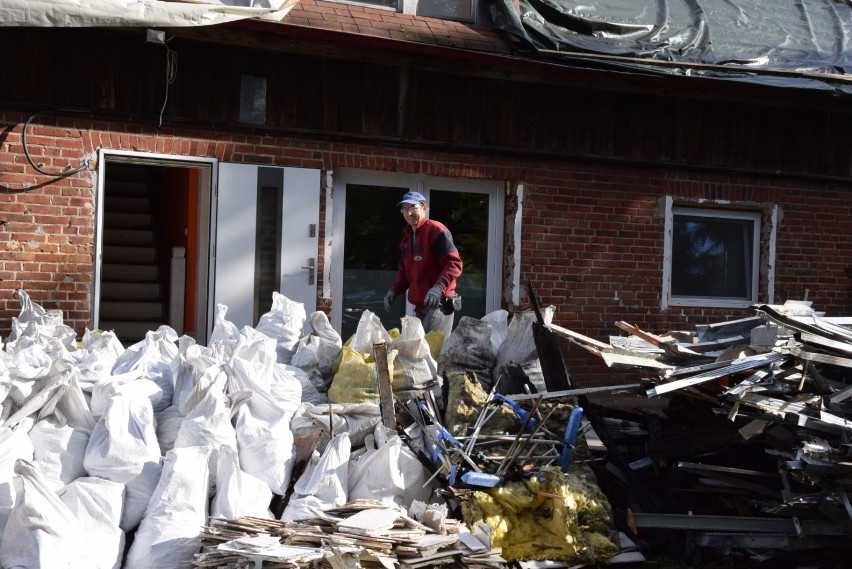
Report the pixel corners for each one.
[489,0,852,93]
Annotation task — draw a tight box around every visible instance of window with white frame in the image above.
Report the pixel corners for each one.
[663,202,773,309]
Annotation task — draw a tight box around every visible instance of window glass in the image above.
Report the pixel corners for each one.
[429,189,489,322]
[333,174,502,339]
[667,207,760,306]
[341,184,408,341]
[254,184,282,322]
[416,0,474,21]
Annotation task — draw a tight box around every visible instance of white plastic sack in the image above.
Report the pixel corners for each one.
[0,352,10,405]
[255,291,307,364]
[3,358,86,430]
[210,445,273,520]
[7,289,75,351]
[283,362,327,405]
[290,310,342,389]
[89,370,163,421]
[4,341,55,404]
[227,328,297,495]
[389,315,437,393]
[481,309,509,356]
[67,329,125,393]
[111,326,179,415]
[208,303,241,354]
[281,432,351,521]
[0,459,89,569]
[123,446,212,569]
[58,477,126,569]
[28,415,90,492]
[0,424,35,536]
[83,395,163,532]
[173,362,237,487]
[348,425,434,509]
[290,402,382,448]
[347,309,393,353]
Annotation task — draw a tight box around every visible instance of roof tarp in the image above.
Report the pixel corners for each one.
[489,0,852,92]
[0,0,299,27]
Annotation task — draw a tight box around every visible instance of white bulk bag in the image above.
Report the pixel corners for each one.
[389,315,437,393]
[58,477,126,569]
[226,329,297,495]
[255,291,307,364]
[348,425,434,509]
[111,326,179,415]
[281,432,351,521]
[0,459,89,569]
[83,395,163,532]
[28,415,90,492]
[123,446,212,569]
[210,445,273,520]
[0,424,35,536]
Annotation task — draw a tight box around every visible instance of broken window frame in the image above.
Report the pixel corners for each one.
[661,197,777,309]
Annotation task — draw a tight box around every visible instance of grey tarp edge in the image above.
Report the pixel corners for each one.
[489,0,852,92]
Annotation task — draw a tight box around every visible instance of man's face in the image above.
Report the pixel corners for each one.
[400,202,427,227]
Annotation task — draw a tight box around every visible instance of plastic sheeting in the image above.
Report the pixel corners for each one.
[489,0,852,92]
[0,0,299,27]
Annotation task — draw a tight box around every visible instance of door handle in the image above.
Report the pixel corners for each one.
[300,258,315,285]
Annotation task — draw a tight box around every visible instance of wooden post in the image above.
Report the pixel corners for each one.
[373,341,397,430]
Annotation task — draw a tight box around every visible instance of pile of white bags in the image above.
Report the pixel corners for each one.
[0,291,443,569]
[0,289,548,568]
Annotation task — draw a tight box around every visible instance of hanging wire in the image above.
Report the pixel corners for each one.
[158,39,178,129]
[22,110,89,178]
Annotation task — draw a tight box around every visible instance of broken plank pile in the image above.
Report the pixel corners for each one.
[551,300,852,566]
[194,500,504,568]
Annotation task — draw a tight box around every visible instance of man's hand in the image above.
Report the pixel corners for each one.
[424,284,444,309]
[383,289,397,312]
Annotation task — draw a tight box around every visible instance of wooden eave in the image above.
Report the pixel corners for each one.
[162,12,852,115]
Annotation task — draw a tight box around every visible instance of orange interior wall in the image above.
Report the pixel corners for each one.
[162,168,199,337]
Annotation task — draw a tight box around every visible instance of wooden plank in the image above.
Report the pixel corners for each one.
[548,322,611,350]
[614,320,703,357]
[373,342,397,430]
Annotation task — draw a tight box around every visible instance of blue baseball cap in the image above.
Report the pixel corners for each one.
[397,191,426,206]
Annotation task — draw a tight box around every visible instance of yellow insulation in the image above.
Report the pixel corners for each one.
[461,465,619,563]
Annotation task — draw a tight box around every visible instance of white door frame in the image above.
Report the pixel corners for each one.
[94,149,218,340]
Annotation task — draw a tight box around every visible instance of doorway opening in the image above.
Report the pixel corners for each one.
[95,152,214,346]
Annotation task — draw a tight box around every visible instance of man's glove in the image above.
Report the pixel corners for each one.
[424,284,444,309]
[383,289,397,312]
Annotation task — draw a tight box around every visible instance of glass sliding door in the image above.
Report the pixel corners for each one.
[340,184,409,341]
[428,189,490,324]
[331,171,503,341]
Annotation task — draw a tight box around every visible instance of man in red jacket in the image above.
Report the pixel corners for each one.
[384,191,463,338]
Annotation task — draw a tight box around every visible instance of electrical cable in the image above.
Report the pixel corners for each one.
[22,110,88,178]
[158,39,178,129]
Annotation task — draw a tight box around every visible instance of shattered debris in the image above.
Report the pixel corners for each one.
[0,289,631,569]
[554,299,852,566]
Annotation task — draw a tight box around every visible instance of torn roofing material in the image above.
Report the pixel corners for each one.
[0,0,299,28]
[490,0,852,93]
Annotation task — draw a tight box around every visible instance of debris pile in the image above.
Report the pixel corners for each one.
[555,300,852,566]
[0,289,632,569]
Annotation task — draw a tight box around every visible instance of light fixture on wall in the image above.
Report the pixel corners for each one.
[145,28,166,45]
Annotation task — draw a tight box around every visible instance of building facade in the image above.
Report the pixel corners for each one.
[2,1,851,384]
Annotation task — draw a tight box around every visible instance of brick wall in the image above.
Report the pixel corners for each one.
[2,112,851,385]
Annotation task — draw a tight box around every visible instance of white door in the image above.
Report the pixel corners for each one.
[215,163,320,330]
